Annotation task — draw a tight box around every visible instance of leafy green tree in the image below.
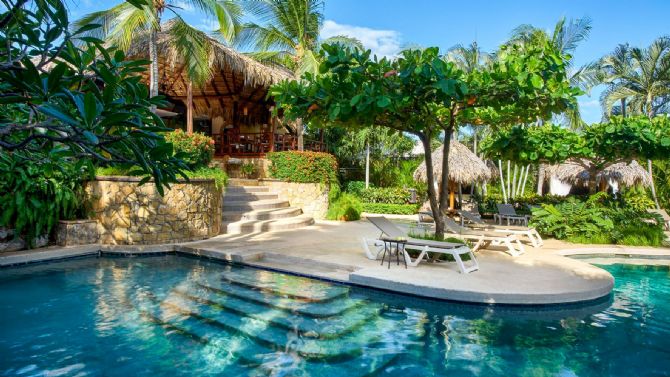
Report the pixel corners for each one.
[482,116,670,192]
[271,43,577,236]
[0,0,190,242]
[74,0,242,95]
[236,0,362,77]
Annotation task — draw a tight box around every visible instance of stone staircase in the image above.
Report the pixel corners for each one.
[221,180,314,234]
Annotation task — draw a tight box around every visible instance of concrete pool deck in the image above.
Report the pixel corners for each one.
[2,219,669,305]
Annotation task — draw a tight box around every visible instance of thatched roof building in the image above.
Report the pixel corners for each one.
[413,140,493,184]
[127,20,292,121]
[545,159,651,188]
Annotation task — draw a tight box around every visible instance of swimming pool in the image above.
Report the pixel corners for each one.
[0,255,668,376]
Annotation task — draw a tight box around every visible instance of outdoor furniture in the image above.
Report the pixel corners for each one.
[443,217,525,257]
[494,204,530,226]
[459,210,544,248]
[379,236,408,269]
[647,209,670,231]
[362,216,478,273]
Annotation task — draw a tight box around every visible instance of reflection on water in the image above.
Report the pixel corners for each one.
[0,255,668,376]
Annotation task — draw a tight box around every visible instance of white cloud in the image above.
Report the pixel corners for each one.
[579,99,600,108]
[320,20,402,58]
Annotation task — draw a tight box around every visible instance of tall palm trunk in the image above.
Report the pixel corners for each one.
[646,100,661,209]
[148,28,159,101]
[536,164,545,195]
[296,118,304,151]
[620,98,626,118]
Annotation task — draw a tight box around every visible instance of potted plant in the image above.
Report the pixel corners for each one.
[240,162,256,179]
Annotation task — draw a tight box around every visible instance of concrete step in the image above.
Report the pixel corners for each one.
[228,178,261,187]
[222,215,314,234]
[225,186,269,193]
[224,192,279,202]
[222,207,303,221]
[223,198,290,211]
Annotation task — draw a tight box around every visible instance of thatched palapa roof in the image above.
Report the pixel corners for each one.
[126,20,293,118]
[413,140,492,184]
[545,159,651,187]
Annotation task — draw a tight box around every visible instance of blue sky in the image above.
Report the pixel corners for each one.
[67,0,670,124]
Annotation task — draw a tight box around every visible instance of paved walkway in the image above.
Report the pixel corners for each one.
[3,219,669,305]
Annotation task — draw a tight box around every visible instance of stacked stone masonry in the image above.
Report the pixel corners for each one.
[87,176,222,245]
[259,179,329,220]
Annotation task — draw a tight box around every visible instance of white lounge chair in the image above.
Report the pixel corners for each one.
[444,217,525,257]
[494,204,530,226]
[362,216,478,273]
[459,210,544,248]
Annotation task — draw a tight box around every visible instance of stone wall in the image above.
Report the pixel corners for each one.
[259,179,329,220]
[87,177,222,245]
[212,156,271,179]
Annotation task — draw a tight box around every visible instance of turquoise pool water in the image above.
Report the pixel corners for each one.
[0,255,668,376]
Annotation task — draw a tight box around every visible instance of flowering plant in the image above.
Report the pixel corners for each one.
[164,129,215,169]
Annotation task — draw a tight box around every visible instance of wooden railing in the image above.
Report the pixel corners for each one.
[212,132,326,157]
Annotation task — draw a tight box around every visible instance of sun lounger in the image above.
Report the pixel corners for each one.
[494,204,530,226]
[459,210,544,248]
[362,216,478,273]
[444,217,525,257]
[647,209,670,231]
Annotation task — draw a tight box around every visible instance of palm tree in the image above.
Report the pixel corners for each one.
[74,0,242,99]
[599,36,670,209]
[507,16,598,129]
[236,0,362,77]
[600,37,670,119]
[446,41,492,73]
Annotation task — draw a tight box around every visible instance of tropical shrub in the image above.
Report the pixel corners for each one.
[621,187,655,211]
[0,152,92,246]
[531,199,614,240]
[345,181,368,195]
[357,187,412,204]
[326,193,362,221]
[164,130,215,169]
[267,151,338,184]
[361,203,419,215]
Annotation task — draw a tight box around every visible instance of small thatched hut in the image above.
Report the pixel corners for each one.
[545,159,651,195]
[123,20,319,158]
[414,140,492,209]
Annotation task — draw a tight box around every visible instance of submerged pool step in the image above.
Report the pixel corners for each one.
[136,296,402,375]
[196,282,366,318]
[219,268,351,302]
[172,286,381,340]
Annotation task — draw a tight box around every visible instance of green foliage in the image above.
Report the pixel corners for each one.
[95,165,227,190]
[240,163,256,178]
[345,181,368,195]
[621,187,655,211]
[0,0,188,194]
[183,167,228,191]
[530,193,665,246]
[326,193,362,221]
[357,187,412,204]
[0,152,92,246]
[531,199,614,240]
[267,151,338,184]
[164,130,215,169]
[482,116,670,166]
[653,159,670,209]
[361,203,419,215]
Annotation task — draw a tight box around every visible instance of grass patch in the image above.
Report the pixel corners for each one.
[326,193,362,221]
[362,203,419,215]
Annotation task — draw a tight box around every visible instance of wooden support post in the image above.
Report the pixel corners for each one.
[186,80,193,134]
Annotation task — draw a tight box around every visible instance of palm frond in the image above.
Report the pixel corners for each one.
[185,0,243,42]
[295,48,319,77]
[72,2,153,49]
[320,35,363,51]
[164,16,214,87]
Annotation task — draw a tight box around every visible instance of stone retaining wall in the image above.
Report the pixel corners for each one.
[87,176,222,245]
[259,179,329,220]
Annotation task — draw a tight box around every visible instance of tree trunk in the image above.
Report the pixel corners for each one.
[498,160,507,203]
[365,141,370,189]
[186,80,193,134]
[148,28,159,111]
[536,164,545,195]
[420,134,444,238]
[648,159,661,209]
[296,118,304,151]
[620,98,626,118]
[438,128,453,217]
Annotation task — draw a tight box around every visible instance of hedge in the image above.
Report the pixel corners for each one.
[357,187,412,204]
[267,151,338,184]
[361,203,419,215]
